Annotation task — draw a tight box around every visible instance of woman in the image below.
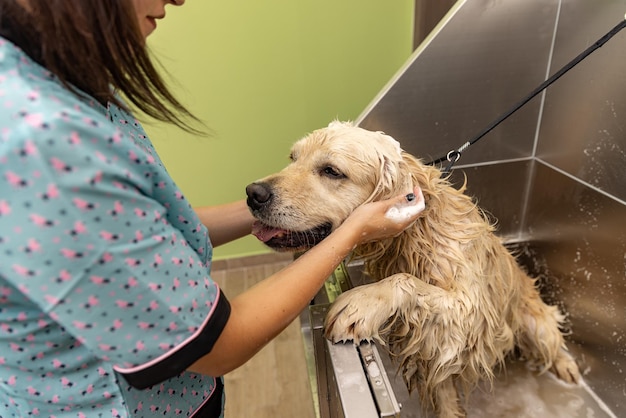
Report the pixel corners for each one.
[0,0,423,416]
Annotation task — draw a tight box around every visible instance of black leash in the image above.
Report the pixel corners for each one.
[427,17,626,174]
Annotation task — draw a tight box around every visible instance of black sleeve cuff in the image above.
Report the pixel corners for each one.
[120,292,231,389]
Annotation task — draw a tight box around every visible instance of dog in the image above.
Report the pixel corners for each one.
[245,121,580,418]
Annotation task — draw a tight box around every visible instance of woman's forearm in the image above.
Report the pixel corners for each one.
[188,218,359,376]
[194,200,255,247]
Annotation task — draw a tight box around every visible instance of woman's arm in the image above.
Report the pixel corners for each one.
[194,200,255,247]
[188,187,424,376]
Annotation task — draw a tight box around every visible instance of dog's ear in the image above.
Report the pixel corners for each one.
[371,153,414,200]
[366,139,414,203]
[379,153,399,193]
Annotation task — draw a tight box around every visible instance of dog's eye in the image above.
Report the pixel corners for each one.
[321,166,345,179]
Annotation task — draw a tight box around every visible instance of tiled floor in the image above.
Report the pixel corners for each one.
[211,253,316,418]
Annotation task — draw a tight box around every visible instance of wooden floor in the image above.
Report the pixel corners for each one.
[211,254,316,418]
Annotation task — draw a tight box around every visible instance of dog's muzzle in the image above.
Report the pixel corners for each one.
[245,181,332,251]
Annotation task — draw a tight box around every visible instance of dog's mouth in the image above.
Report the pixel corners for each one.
[251,221,333,252]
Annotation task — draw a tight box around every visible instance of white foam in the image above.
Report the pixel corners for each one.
[385,199,425,222]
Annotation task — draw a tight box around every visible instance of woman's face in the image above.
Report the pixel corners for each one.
[132,0,185,39]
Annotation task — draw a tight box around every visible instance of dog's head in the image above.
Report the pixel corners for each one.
[246,121,416,252]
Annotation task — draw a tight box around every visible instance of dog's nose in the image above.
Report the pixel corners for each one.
[246,182,273,210]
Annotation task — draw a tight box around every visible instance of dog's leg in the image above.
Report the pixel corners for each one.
[325,274,468,418]
[324,273,445,345]
[516,282,580,384]
[433,377,465,418]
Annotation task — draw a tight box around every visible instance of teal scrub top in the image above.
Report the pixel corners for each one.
[0,36,230,417]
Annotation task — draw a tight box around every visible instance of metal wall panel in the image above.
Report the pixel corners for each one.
[358,0,560,166]
[537,1,626,201]
[520,162,626,413]
[448,160,533,239]
[526,3,626,411]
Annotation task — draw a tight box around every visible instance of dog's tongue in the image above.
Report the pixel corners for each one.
[251,221,286,243]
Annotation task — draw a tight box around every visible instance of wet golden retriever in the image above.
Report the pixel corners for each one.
[245,121,580,418]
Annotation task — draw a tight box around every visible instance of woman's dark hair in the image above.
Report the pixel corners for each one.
[0,0,204,134]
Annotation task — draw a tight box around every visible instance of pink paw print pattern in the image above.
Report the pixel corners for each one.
[1,40,221,417]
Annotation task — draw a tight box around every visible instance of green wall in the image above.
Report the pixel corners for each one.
[144,0,414,260]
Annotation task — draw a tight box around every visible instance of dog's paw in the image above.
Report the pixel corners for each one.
[324,299,377,344]
[324,288,391,345]
[551,349,581,384]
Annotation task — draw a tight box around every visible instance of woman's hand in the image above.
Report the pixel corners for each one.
[338,185,425,245]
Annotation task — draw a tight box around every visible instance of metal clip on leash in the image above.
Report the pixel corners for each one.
[443,141,469,173]
[430,15,626,176]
